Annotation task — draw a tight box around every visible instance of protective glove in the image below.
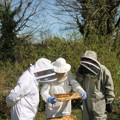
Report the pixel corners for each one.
[47,97,57,104]
[81,91,87,100]
[106,103,112,113]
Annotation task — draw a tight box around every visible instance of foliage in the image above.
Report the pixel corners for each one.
[0,0,44,62]
[0,1,120,119]
[0,35,120,119]
[54,0,120,38]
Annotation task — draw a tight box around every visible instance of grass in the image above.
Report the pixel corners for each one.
[0,109,82,120]
[35,112,46,120]
[35,109,82,120]
[33,110,120,120]
[1,108,120,120]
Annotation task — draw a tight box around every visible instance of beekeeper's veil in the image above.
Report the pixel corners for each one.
[30,58,57,82]
[80,50,100,75]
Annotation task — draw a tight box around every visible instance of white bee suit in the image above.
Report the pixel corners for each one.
[41,72,85,119]
[6,58,56,120]
[6,70,39,120]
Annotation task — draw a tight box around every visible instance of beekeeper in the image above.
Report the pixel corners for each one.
[6,58,57,120]
[76,50,115,120]
[41,57,87,119]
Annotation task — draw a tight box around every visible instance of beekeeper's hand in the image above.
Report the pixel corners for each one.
[47,96,57,104]
[81,91,87,100]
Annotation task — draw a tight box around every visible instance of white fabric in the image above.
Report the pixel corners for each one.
[6,70,39,120]
[41,71,85,119]
[52,58,71,73]
[31,58,53,74]
[35,58,51,70]
[30,58,57,82]
[6,58,54,120]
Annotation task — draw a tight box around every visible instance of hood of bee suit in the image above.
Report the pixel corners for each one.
[29,58,57,82]
[80,50,101,75]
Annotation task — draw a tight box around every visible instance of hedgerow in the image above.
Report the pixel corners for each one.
[0,35,120,119]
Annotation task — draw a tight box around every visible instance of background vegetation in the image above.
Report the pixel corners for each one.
[0,36,120,119]
[0,0,120,120]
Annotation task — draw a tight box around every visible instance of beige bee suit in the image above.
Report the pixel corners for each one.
[77,64,115,120]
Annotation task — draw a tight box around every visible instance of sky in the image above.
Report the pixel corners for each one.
[0,0,80,41]
[1,0,119,41]
[38,0,76,40]
[18,0,74,40]
[12,0,120,42]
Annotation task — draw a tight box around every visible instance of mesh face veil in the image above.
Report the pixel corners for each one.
[80,58,100,75]
[34,68,57,82]
[30,58,57,82]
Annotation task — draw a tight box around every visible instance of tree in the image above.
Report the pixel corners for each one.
[54,0,120,38]
[0,0,44,62]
